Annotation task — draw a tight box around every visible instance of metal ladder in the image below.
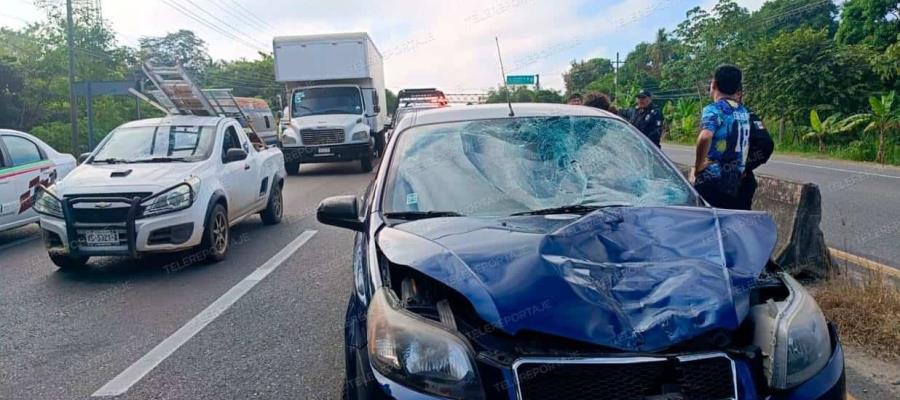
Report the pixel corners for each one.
[142,60,261,139]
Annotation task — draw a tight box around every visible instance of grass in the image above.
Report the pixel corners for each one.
[812,267,900,360]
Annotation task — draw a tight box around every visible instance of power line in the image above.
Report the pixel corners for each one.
[181,0,268,48]
[220,0,272,34]
[204,0,270,35]
[158,0,267,53]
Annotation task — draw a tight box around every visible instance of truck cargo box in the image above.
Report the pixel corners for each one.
[273,32,382,83]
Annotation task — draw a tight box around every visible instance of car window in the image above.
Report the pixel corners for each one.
[2,135,44,166]
[383,116,698,216]
[264,116,271,129]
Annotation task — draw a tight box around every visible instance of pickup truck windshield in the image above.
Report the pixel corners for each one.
[383,116,699,216]
[292,87,363,117]
[91,125,216,163]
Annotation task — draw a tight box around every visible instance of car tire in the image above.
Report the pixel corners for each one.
[360,153,374,173]
[50,254,89,270]
[260,181,283,225]
[285,161,300,175]
[201,203,229,263]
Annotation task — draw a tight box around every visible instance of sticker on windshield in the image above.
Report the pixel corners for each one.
[406,193,418,205]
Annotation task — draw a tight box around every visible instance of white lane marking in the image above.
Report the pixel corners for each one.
[0,235,40,253]
[92,230,318,397]
[663,146,900,180]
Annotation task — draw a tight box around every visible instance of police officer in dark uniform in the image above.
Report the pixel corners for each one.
[626,89,663,147]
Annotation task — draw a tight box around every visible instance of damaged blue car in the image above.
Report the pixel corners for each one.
[318,104,845,400]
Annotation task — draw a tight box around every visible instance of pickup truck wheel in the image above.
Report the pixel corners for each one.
[50,254,89,270]
[285,162,300,175]
[202,204,229,263]
[260,182,283,225]
[360,154,374,172]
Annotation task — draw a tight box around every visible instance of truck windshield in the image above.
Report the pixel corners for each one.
[91,125,216,163]
[292,87,362,117]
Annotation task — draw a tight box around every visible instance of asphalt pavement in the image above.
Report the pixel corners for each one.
[662,143,900,269]
[1,154,897,399]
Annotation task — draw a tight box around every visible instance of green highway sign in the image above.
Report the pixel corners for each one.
[506,75,535,85]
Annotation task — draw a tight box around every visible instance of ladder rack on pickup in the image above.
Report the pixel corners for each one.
[142,61,259,137]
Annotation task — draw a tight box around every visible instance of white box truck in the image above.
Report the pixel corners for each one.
[273,32,386,173]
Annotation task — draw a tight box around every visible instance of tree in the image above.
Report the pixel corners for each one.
[804,109,843,152]
[562,58,613,93]
[0,61,25,129]
[385,89,398,114]
[841,91,900,163]
[835,0,900,51]
[139,30,211,75]
[751,0,838,39]
[204,53,279,103]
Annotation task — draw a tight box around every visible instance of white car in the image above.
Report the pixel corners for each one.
[0,129,76,232]
[32,115,286,269]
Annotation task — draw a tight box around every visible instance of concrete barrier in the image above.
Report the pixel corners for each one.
[677,164,833,279]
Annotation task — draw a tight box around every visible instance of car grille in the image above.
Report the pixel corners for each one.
[65,193,152,224]
[515,354,736,400]
[300,128,344,145]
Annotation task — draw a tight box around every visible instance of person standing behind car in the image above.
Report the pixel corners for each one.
[693,64,752,209]
[566,93,583,105]
[583,91,616,113]
[627,89,663,147]
[735,90,775,210]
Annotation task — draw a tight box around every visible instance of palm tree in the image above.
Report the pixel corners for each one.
[804,109,842,153]
[841,91,899,164]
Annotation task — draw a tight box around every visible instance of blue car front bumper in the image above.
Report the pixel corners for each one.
[349,324,845,400]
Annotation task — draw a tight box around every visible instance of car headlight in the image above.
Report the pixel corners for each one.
[140,178,199,217]
[282,134,297,145]
[367,288,484,399]
[33,186,63,218]
[352,130,368,141]
[768,274,832,389]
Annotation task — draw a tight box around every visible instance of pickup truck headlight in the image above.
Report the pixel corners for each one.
[33,186,63,218]
[367,288,484,399]
[140,178,199,217]
[352,130,368,141]
[769,274,832,389]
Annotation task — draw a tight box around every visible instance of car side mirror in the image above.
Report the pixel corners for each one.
[317,195,364,231]
[373,105,381,114]
[78,153,91,164]
[224,148,248,163]
[384,121,393,129]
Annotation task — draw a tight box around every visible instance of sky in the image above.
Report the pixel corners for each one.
[0,0,770,93]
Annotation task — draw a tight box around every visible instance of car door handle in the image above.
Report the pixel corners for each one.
[244,164,251,170]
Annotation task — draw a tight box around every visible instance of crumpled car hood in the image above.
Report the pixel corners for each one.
[377,206,776,352]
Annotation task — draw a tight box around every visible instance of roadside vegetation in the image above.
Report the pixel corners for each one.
[814,266,900,359]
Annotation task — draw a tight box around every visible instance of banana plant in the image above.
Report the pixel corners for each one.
[841,91,899,164]
[803,109,842,153]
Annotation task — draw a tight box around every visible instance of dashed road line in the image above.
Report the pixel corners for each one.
[91,230,318,397]
[829,247,900,279]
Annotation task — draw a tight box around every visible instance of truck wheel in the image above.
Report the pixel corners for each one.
[201,204,229,263]
[285,162,300,175]
[260,182,283,225]
[360,154,374,172]
[50,254,89,270]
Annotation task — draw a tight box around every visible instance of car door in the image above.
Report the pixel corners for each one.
[235,127,268,209]
[219,124,257,219]
[0,134,52,230]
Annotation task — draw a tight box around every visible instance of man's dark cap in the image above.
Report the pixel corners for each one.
[636,89,652,98]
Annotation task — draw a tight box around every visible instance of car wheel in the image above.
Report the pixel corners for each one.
[50,253,89,270]
[260,182,283,225]
[285,162,300,175]
[360,153,374,173]
[202,204,229,263]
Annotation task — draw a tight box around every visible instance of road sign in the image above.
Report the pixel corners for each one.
[506,75,535,85]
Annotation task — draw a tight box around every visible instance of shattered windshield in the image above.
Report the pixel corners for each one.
[383,116,698,216]
[91,125,216,163]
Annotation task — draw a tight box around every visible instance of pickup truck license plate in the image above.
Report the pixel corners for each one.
[317,147,331,154]
[85,230,119,246]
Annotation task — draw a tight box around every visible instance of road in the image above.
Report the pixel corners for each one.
[0,157,897,399]
[663,144,900,269]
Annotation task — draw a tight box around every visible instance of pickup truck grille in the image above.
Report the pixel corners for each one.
[300,128,344,145]
[65,193,152,224]
[515,354,736,400]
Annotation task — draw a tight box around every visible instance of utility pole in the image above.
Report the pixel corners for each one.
[65,0,79,153]
[613,52,624,101]
[535,74,540,91]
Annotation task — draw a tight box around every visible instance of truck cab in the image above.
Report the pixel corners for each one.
[280,84,380,173]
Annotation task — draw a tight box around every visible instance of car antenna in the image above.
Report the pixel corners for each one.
[494,36,515,117]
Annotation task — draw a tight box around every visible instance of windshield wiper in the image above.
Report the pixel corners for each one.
[510,202,632,216]
[91,157,126,164]
[383,211,464,221]
[129,157,190,163]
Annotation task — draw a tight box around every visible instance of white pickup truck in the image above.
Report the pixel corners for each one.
[33,115,286,269]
